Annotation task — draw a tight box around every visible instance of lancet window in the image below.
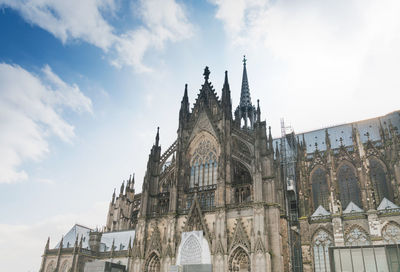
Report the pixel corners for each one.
[337,164,361,208]
[189,139,218,188]
[313,230,332,272]
[369,158,392,203]
[311,167,330,211]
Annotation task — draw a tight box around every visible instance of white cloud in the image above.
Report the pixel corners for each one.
[0,201,108,272]
[0,0,193,72]
[211,0,400,132]
[0,63,92,183]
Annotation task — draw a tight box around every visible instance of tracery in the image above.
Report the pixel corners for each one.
[190,139,218,188]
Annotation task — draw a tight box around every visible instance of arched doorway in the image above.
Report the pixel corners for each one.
[146,252,160,272]
[229,246,250,272]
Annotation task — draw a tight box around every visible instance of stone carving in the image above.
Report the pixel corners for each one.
[229,218,250,252]
[382,222,400,244]
[181,233,202,265]
[344,226,371,246]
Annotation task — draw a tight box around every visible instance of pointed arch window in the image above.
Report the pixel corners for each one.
[313,230,332,272]
[337,164,361,208]
[311,167,330,211]
[369,158,392,203]
[190,140,218,188]
[146,253,160,272]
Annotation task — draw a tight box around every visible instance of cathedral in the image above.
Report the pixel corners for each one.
[40,58,400,272]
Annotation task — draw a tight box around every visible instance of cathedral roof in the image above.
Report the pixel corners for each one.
[273,110,400,154]
[377,197,399,211]
[54,224,135,252]
[343,201,364,214]
[311,205,330,217]
[55,224,91,249]
[99,229,135,252]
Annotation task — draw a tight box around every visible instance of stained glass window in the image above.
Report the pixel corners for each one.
[313,230,332,272]
[190,140,218,188]
[311,167,330,211]
[369,158,392,203]
[337,164,361,208]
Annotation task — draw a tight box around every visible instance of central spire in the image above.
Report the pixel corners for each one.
[240,55,252,108]
[235,56,257,129]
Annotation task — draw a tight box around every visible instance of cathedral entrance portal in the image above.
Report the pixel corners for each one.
[229,246,250,272]
[146,252,161,272]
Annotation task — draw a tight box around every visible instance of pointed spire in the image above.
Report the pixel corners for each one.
[275,141,280,158]
[325,129,331,150]
[179,84,190,122]
[45,237,50,252]
[131,173,135,189]
[379,119,386,142]
[111,238,115,254]
[59,236,64,249]
[120,181,124,195]
[112,188,116,204]
[221,70,232,118]
[240,55,252,107]
[74,234,79,248]
[268,126,273,150]
[155,127,160,147]
[256,99,261,122]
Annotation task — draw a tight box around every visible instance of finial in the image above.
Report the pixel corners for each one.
[223,70,229,87]
[120,181,124,195]
[243,55,247,65]
[184,84,188,97]
[155,127,160,146]
[203,66,210,82]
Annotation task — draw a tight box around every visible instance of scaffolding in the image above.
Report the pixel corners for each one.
[280,118,303,272]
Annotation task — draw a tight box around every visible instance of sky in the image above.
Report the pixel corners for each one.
[0,0,400,271]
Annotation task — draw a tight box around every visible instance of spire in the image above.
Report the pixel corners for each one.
[179,84,190,122]
[120,181,124,195]
[325,129,331,150]
[235,55,256,129]
[221,70,232,118]
[112,188,116,204]
[240,55,252,107]
[155,127,160,147]
[256,99,261,122]
[268,126,273,150]
[131,173,135,189]
[44,237,50,252]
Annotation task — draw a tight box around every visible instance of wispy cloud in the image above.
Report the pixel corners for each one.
[0,0,193,72]
[0,63,92,183]
[211,0,400,132]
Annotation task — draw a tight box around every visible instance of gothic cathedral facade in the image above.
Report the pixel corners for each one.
[40,59,400,272]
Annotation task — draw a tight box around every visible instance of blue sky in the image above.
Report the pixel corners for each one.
[1,0,400,271]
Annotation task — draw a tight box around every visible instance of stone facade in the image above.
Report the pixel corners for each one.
[40,59,400,272]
